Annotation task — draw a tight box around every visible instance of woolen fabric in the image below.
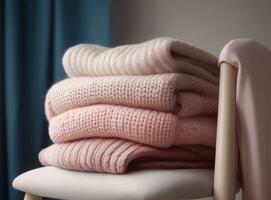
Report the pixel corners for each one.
[45,74,218,119]
[62,37,219,80]
[39,37,219,173]
[39,138,215,174]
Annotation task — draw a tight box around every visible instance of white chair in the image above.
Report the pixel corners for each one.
[13,62,238,200]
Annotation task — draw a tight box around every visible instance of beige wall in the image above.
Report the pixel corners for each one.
[111,0,271,55]
[111,1,271,199]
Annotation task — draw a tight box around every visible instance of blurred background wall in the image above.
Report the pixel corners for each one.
[111,0,271,55]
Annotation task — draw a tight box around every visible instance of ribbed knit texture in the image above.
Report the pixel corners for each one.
[39,37,219,173]
[62,37,219,79]
[39,138,215,174]
[49,104,217,147]
[45,74,218,119]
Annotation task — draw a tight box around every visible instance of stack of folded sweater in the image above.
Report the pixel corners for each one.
[39,37,219,174]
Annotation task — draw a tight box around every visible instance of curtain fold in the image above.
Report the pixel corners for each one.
[0,0,111,199]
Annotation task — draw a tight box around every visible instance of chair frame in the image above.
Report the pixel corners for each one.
[23,63,238,200]
[214,63,238,200]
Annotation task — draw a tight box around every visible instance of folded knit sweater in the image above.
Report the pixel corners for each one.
[40,37,219,174]
[62,37,219,79]
[39,138,215,174]
[49,104,217,147]
[45,74,218,119]
[45,73,218,147]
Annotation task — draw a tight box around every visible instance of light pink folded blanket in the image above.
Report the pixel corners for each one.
[62,37,219,80]
[39,138,215,174]
[45,74,218,119]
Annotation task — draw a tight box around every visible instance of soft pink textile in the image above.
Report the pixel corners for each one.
[219,39,271,200]
[39,138,215,173]
[49,104,216,147]
[40,38,219,174]
[62,37,219,79]
[45,73,218,148]
[45,74,218,119]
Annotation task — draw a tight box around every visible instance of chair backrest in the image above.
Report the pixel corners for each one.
[214,62,238,200]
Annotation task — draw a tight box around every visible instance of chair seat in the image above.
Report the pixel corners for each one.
[13,167,214,200]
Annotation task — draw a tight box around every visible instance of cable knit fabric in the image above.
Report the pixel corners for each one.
[49,104,217,147]
[45,74,218,119]
[39,37,219,173]
[39,138,215,174]
[62,37,219,79]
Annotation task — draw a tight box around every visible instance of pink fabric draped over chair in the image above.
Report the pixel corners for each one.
[219,39,271,200]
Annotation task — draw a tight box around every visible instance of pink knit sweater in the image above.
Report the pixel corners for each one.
[39,37,219,173]
[62,37,219,79]
[49,104,216,147]
[45,74,218,120]
[39,138,215,174]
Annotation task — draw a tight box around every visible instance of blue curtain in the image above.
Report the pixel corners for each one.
[0,0,111,199]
